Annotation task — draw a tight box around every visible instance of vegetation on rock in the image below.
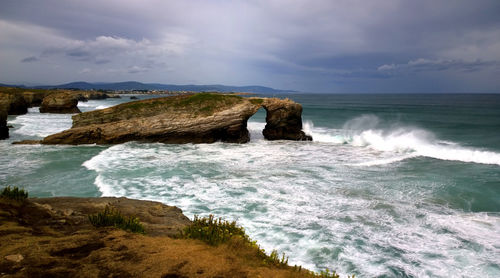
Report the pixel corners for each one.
[182,214,353,277]
[0,186,28,202]
[88,205,145,234]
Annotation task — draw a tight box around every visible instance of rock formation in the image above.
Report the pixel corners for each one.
[21,91,48,107]
[261,98,312,141]
[39,91,81,114]
[0,109,8,140]
[0,92,28,115]
[74,91,119,102]
[26,93,312,145]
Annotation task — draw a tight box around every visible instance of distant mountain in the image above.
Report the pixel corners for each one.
[31,81,295,93]
[0,83,26,88]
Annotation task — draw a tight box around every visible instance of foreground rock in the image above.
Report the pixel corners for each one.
[37,93,312,145]
[0,196,320,277]
[39,91,81,114]
[0,109,8,139]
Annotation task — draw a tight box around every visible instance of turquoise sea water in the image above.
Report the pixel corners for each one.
[1,93,499,277]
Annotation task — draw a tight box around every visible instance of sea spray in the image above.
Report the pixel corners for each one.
[305,115,500,166]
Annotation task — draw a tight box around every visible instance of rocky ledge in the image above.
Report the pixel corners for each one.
[36,93,312,145]
[0,196,326,277]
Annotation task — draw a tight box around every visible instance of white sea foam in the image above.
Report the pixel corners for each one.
[10,107,73,137]
[304,116,500,166]
[82,134,500,277]
[78,100,114,112]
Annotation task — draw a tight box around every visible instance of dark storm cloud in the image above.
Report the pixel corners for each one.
[1,0,500,92]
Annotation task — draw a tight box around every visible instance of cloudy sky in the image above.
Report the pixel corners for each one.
[1,0,500,93]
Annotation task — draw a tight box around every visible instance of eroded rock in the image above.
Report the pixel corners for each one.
[0,92,28,115]
[22,91,48,107]
[262,98,312,141]
[39,92,81,114]
[36,93,311,145]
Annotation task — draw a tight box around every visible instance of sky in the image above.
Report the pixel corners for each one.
[1,0,500,93]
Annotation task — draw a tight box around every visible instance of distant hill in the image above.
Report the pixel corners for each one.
[30,81,295,93]
[0,83,26,88]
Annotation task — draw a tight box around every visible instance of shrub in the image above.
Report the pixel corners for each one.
[88,206,145,234]
[267,249,289,266]
[1,186,28,202]
[182,214,248,246]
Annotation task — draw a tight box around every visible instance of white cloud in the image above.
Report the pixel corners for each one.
[377,64,397,71]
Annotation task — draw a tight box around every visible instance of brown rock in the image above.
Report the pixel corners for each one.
[4,254,24,263]
[12,140,41,144]
[42,94,258,144]
[31,197,191,236]
[37,93,311,145]
[0,92,28,115]
[22,91,48,107]
[262,98,312,141]
[39,92,81,114]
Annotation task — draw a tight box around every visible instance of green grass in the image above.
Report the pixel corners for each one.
[124,93,243,115]
[1,186,28,202]
[249,98,264,105]
[88,206,145,234]
[0,86,57,95]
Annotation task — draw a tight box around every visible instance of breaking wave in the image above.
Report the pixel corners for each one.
[303,115,500,166]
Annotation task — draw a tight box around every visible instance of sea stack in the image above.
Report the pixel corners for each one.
[262,98,312,141]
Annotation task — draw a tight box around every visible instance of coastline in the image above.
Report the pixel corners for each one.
[0,195,342,278]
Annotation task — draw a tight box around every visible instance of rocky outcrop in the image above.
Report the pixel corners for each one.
[39,92,81,114]
[262,98,312,141]
[41,94,258,144]
[0,92,28,115]
[22,91,48,107]
[73,91,121,102]
[0,196,322,277]
[0,109,8,140]
[33,93,311,145]
[30,197,191,236]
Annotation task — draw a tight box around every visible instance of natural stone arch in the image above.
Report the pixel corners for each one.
[23,94,312,145]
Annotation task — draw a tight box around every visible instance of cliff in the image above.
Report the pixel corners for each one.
[0,196,332,277]
[37,93,311,145]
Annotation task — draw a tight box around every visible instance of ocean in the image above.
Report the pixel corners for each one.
[1,93,499,277]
